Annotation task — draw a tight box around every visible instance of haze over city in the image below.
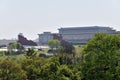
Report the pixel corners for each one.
[0,0,120,40]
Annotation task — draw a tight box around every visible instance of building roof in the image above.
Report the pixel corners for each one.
[58,26,113,30]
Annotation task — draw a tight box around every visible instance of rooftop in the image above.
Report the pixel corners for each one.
[58,26,113,30]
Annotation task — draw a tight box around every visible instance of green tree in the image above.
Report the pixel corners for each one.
[7,42,24,54]
[58,41,76,65]
[21,58,48,80]
[58,53,74,65]
[81,33,120,80]
[40,57,81,80]
[59,40,75,54]
[48,39,60,53]
[0,59,27,80]
[24,48,37,58]
[40,61,60,80]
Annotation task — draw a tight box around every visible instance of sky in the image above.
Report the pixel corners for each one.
[0,0,120,40]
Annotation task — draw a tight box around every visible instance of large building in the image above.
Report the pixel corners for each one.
[38,26,118,45]
[59,26,117,44]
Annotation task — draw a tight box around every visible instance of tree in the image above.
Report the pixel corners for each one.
[24,48,37,58]
[21,58,47,80]
[58,40,76,65]
[81,33,120,80]
[48,39,60,53]
[59,40,75,54]
[7,42,24,54]
[40,57,81,80]
[0,59,27,80]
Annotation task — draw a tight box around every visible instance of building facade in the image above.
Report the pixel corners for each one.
[38,32,53,45]
[58,26,117,44]
[38,26,118,45]
[38,32,62,45]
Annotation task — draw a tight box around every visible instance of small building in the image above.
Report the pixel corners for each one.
[38,32,62,45]
[38,32,53,45]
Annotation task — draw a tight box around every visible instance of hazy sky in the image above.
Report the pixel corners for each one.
[0,0,120,40]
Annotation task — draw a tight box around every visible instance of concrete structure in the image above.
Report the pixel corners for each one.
[38,32,53,45]
[38,26,118,45]
[38,32,62,45]
[58,26,117,44]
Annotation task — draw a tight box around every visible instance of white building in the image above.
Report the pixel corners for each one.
[38,26,118,45]
[58,26,117,44]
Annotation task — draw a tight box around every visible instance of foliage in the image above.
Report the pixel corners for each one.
[48,39,60,50]
[59,40,75,54]
[40,57,81,80]
[24,48,37,58]
[58,53,74,65]
[21,58,47,80]
[7,42,24,54]
[81,33,120,80]
[0,59,27,80]
[0,48,81,80]
[0,51,5,57]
